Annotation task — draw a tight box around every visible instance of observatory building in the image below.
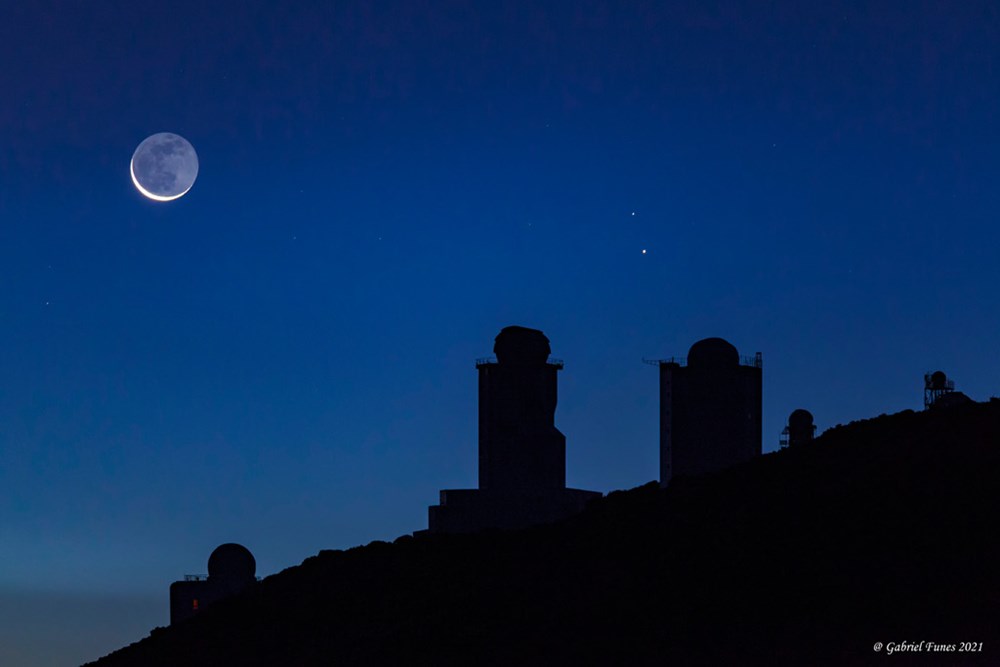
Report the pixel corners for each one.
[780,409,816,448]
[924,370,972,410]
[653,337,762,486]
[924,371,955,409]
[169,543,257,625]
[427,326,601,533]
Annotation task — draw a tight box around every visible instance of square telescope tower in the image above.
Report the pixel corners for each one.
[427,326,600,533]
[654,337,762,486]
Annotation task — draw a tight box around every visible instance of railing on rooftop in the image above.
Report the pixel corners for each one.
[642,356,684,366]
[476,357,564,369]
[182,574,263,582]
[642,353,763,369]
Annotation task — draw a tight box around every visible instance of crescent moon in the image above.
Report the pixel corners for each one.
[130,157,191,202]
[129,132,199,202]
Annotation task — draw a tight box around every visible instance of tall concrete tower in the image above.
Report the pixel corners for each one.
[478,326,566,493]
[427,326,600,533]
[656,337,762,486]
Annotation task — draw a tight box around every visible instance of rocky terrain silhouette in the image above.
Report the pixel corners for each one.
[86,400,1000,666]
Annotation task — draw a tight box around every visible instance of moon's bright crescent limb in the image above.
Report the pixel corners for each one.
[130,157,191,202]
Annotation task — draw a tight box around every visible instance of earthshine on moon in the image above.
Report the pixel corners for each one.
[130,132,199,201]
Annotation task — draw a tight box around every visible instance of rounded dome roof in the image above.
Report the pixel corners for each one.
[929,370,948,389]
[687,337,739,369]
[494,326,551,366]
[789,409,814,427]
[208,543,256,581]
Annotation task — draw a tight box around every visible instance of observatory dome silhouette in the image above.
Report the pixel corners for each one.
[170,543,257,625]
[929,371,949,390]
[783,408,816,448]
[687,337,739,369]
[494,325,552,366]
[208,543,256,581]
[789,409,814,429]
[924,370,959,409]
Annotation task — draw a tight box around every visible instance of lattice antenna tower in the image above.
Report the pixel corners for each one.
[923,370,955,409]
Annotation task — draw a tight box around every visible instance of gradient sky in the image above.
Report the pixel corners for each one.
[2,1,999,664]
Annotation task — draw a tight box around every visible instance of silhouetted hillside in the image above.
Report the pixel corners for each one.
[87,401,1000,666]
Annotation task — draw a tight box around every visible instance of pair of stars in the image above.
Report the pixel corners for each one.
[633,211,648,255]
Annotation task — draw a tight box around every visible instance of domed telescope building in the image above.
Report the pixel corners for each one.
[169,543,257,624]
[780,409,816,448]
[426,326,600,533]
[649,337,762,486]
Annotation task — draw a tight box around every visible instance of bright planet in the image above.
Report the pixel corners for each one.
[130,132,199,201]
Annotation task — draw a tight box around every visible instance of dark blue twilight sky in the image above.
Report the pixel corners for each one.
[2,1,999,663]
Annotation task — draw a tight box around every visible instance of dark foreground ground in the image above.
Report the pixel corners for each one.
[87,401,1000,666]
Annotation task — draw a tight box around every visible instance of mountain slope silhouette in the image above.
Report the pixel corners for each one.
[86,400,1000,666]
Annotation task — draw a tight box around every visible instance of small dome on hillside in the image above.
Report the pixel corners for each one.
[789,409,814,427]
[208,543,256,581]
[929,371,949,390]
